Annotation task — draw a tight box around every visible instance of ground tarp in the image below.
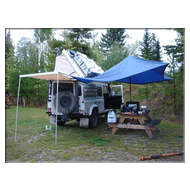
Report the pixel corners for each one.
[73,56,173,84]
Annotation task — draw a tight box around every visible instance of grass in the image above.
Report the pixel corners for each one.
[5,106,184,163]
[89,138,112,146]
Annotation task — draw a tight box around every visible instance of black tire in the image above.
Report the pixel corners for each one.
[89,109,98,128]
[54,91,77,114]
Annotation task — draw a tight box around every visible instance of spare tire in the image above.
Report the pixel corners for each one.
[54,91,77,114]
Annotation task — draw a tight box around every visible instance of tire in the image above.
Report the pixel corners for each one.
[54,91,77,114]
[89,109,98,128]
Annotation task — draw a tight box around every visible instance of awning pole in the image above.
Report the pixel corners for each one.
[15,76,21,142]
[55,72,59,144]
[130,76,132,101]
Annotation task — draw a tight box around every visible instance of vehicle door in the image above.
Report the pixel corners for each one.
[110,85,124,109]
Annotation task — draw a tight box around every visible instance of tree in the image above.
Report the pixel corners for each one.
[65,28,94,57]
[101,42,139,71]
[89,39,104,67]
[173,28,184,72]
[33,29,53,72]
[140,29,162,61]
[163,44,184,115]
[138,30,162,108]
[45,37,66,71]
[8,37,48,105]
[139,29,152,60]
[34,29,53,43]
[100,28,128,54]
[150,33,162,61]
[5,29,15,93]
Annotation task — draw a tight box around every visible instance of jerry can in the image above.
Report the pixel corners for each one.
[107,110,116,123]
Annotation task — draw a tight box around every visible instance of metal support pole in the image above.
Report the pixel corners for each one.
[130,76,132,101]
[146,84,148,109]
[15,76,21,142]
[55,72,59,144]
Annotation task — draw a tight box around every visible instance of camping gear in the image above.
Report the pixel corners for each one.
[126,101,140,112]
[140,152,184,160]
[45,125,52,130]
[107,110,116,123]
[120,103,125,112]
[141,106,147,113]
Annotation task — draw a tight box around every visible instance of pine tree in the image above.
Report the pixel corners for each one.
[138,30,162,108]
[140,30,162,61]
[154,39,162,61]
[66,28,94,57]
[150,33,162,61]
[139,29,152,60]
[100,28,128,54]
[174,28,184,72]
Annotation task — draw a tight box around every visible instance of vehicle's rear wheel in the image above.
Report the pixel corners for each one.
[89,109,98,128]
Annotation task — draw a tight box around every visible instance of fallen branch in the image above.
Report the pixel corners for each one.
[140,152,184,160]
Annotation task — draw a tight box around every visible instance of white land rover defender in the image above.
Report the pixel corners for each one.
[46,50,123,128]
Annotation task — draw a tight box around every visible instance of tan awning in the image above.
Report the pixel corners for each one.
[20,71,76,81]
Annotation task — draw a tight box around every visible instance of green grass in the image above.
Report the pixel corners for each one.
[89,138,112,146]
[5,106,184,162]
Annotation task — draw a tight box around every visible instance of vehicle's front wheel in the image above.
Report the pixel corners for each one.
[89,109,98,128]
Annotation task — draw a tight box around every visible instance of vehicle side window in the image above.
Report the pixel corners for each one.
[78,85,82,96]
[97,86,102,96]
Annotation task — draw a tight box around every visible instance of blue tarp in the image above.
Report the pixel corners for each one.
[73,56,173,84]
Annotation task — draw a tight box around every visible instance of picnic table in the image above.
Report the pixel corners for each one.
[105,110,161,139]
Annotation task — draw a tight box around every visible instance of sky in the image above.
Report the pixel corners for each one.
[7,28,178,62]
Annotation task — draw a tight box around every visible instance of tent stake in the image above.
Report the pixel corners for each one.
[15,76,21,142]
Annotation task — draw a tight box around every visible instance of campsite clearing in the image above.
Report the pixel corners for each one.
[6,106,184,162]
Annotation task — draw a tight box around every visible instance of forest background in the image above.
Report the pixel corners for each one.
[5,28,184,123]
